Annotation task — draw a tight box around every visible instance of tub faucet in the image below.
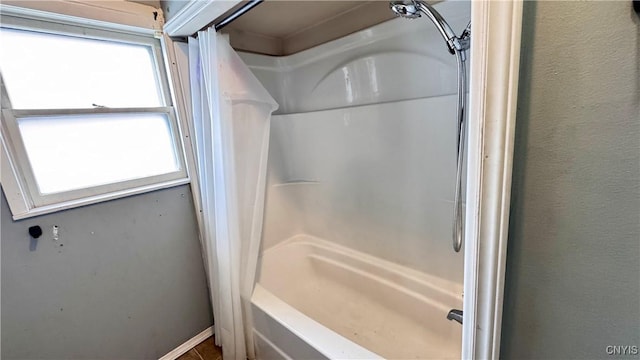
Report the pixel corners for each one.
[447,309,463,325]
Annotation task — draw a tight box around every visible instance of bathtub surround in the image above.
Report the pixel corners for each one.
[187,30,278,360]
[237,0,531,357]
[502,1,640,358]
[1,185,212,359]
[242,0,470,284]
[233,1,471,358]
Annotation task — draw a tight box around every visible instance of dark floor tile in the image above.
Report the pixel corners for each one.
[195,337,223,360]
[177,349,203,360]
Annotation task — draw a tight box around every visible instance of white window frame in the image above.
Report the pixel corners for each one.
[0,2,192,220]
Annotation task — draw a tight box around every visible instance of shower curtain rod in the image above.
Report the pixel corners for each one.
[214,0,263,31]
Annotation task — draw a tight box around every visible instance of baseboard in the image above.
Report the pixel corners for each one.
[159,326,214,360]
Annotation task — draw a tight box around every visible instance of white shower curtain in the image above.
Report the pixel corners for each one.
[188,29,278,360]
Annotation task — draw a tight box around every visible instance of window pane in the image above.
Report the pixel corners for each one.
[18,113,179,194]
[0,28,162,109]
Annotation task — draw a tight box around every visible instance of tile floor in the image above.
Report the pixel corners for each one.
[177,336,222,360]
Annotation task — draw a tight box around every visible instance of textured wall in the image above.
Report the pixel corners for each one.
[501,1,640,358]
[1,185,212,359]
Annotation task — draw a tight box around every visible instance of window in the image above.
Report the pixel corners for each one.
[0,12,189,218]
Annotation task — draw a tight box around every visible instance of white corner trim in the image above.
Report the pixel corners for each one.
[158,326,214,360]
[463,1,523,359]
[163,0,241,37]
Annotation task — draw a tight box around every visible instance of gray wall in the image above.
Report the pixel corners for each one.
[1,185,213,359]
[501,1,640,359]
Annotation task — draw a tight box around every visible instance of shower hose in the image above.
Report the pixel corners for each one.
[452,48,467,253]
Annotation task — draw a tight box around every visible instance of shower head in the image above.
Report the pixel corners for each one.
[390,0,466,55]
[389,1,421,19]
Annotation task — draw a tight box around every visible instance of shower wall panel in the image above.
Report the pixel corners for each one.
[241,0,470,283]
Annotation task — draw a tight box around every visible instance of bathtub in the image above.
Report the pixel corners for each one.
[251,234,463,359]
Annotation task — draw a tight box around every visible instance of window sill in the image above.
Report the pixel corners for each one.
[8,177,191,220]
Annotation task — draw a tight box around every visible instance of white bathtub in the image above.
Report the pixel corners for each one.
[251,234,463,359]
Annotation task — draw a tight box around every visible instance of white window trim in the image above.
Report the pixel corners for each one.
[0,1,194,220]
[0,1,163,36]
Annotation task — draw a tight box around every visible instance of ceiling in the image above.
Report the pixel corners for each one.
[127,0,161,8]
[226,1,369,38]
[222,0,396,56]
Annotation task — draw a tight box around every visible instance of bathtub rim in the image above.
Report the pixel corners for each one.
[255,233,463,359]
[262,233,464,301]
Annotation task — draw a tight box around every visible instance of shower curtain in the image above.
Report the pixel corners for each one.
[188,29,278,360]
